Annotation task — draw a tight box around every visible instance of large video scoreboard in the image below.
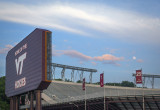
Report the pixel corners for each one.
[5,28,52,97]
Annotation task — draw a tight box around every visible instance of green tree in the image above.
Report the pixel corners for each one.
[65,78,71,82]
[105,82,121,86]
[121,81,135,87]
[94,82,100,85]
[0,76,10,110]
[105,81,135,87]
[76,80,82,83]
[54,78,62,81]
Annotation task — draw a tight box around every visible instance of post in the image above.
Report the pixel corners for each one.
[83,78,86,110]
[35,90,42,110]
[142,68,145,110]
[15,96,18,110]
[10,97,13,110]
[13,96,18,110]
[143,88,145,110]
[89,72,93,83]
[103,72,105,110]
[30,91,34,110]
[85,86,86,110]
[142,77,145,88]
[106,102,109,110]
[104,86,106,110]
[134,77,137,88]
[152,76,154,89]
[100,72,105,110]
[13,97,15,110]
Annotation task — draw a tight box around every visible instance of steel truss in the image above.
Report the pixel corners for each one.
[51,63,97,83]
[132,73,160,88]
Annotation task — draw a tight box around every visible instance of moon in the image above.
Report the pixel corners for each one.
[133,56,136,60]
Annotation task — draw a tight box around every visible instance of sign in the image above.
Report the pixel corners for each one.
[100,73,104,87]
[15,77,26,89]
[5,28,52,97]
[136,70,142,84]
[82,78,85,90]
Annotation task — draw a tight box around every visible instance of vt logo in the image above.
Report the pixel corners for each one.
[15,52,27,75]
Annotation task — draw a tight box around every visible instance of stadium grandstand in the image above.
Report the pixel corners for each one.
[20,80,160,110]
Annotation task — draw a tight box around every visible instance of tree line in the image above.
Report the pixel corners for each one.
[0,76,10,110]
[64,78,136,87]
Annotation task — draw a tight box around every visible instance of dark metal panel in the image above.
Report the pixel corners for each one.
[135,96,143,109]
[152,96,160,109]
[127,97,135,110]
[118,97,128,110]
[145,97,152,110]
[5,28,51,97]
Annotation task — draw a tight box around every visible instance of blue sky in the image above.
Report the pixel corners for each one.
[0,0,160,88]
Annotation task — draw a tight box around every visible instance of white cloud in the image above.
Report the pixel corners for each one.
[137,59,143,63]
[0,44,13,54]
[93,54,124,61]
[0,2,160,44]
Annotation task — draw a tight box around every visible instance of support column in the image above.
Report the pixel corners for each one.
[142,77,145,88]
[71,69,74,82]
[89,72,93,84]
[134,77,136,87]
[152,76,154,89]
[15,96,19,110]
[13,97,15,110]
[10,97,14,110]
[35,90,42,110]
[30,91,34,110]
[80,71,84,82]
[52,66,56,80]
[13,96,16,110]
[61,68,65,81]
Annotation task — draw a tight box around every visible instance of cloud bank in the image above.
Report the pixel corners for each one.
[0,44,124,66]
[0,44,143,66]
[53,49,123,66]
[0,2,160,44]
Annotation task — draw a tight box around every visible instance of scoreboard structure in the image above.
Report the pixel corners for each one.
[5,28,52,110]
